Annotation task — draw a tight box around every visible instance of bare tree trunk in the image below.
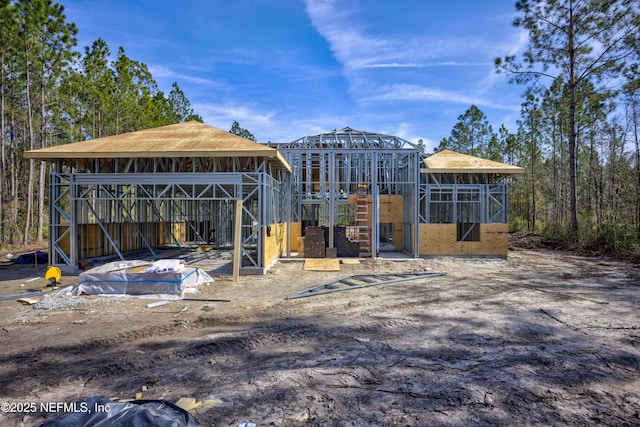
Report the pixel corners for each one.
[568,1,579,234]
[634,100,640,237]
[9,111,18,244]
[588,127,595,217]
[531,117,537,232]
[608,124,617,214]
[22,32,35,246]
[559,116,567,226]
[0,52,5,243]
[552,116,558,231]
[37,70,46,244]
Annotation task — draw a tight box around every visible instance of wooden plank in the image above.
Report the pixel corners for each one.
[303,258,340,271]
[232,199,242,282]
[175,397,202,411]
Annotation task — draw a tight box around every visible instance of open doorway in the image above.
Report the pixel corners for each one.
[379,223,395,252]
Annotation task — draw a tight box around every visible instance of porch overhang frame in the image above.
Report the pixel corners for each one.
[48,158,287,273]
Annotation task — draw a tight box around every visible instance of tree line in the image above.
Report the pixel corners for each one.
[0,0,201,247]
[2,0,639,259]
[437,0,640,256]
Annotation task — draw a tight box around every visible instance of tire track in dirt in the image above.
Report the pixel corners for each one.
[2,310,425,395]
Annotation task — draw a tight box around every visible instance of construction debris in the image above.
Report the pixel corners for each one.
[146,301,170,308]
[303,258,340,271]
[62,260,214,299]
[33,294,92,310]
[285,271,447,299]
[0,290,44,301]
[175,397,202,411]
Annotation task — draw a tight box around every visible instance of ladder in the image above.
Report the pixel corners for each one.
[353,184,371,257]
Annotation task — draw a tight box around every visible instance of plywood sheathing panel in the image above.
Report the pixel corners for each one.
[422,150,524,175]
[24,121,291,172]
[379,195,403,223]
[263,223,287,267]
[419,223,508,256]
[379,195,404,250]
[303,258,340,271]
[289,222,302,252]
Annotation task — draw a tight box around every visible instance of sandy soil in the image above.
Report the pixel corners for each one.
[0,246,639,426]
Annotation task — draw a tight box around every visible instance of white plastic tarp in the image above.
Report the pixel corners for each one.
[64,260,213,299]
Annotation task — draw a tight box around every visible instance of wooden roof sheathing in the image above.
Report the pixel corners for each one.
[24,121,290,171]
[422,150,524,175]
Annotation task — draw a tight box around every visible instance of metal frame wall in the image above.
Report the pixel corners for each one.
[271,127,422,257]
[48,156,287,272]
[420,172,509,238]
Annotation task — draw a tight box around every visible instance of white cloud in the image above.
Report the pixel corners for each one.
[148,65,228,89]
[379,122,431,147]
[364,61,493,69]
[305,0,390,71]
[192,104,352,143]
[304,0,527,114]
[194,102,275,136]
[508,30,529,56]
[305,0,518,73]
[366,84,520,111]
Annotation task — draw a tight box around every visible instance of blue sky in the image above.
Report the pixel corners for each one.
[62,0,529,150]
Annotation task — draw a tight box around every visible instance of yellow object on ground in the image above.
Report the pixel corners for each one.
[45,266,62,285]
[303,258,340,271]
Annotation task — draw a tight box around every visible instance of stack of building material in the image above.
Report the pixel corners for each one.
[304,227,325,258]
[63,260,213,299]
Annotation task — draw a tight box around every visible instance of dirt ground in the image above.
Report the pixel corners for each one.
[0,242,639,426]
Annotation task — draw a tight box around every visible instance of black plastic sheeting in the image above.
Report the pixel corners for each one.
[13,250,48,264]
[34,396,202,427]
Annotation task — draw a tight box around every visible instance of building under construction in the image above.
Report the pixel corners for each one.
[26,121,523,274]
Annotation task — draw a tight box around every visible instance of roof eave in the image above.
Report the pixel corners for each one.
[420,167,525,175]
[25,149,292,172]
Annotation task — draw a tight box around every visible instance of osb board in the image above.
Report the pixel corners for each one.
[423,150,524,175]
[24,121,289,170]
[341,258,361,265]
[303,258,341,271]
[346,194,403,227]
[379,195,403,223]
[393,228,404,250]
[419,223,508,256]
[173,222,187,241]
[264,223,288,266]
[289,222,302,251]
[58,225,70,254]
